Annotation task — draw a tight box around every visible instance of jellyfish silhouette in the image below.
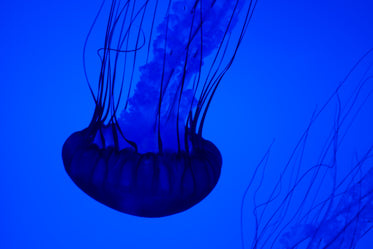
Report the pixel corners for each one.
[241,48,373,248]
[62,0,256,217]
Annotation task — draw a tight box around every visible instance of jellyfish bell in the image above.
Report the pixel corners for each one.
[62,0,256,217]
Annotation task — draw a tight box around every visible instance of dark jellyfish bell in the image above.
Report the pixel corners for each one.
[62,124,222,217]
[62,0,255,217]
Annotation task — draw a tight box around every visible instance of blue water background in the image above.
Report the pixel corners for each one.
[1,0,372,248]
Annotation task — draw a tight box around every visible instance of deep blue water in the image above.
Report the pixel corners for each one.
[1,0,373,248]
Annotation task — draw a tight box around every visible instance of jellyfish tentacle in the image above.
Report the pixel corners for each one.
[242,48,373,248]
[63,0,254,217]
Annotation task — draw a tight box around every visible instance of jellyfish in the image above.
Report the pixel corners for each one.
[62,0,256,217]
[241,48,373,248]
